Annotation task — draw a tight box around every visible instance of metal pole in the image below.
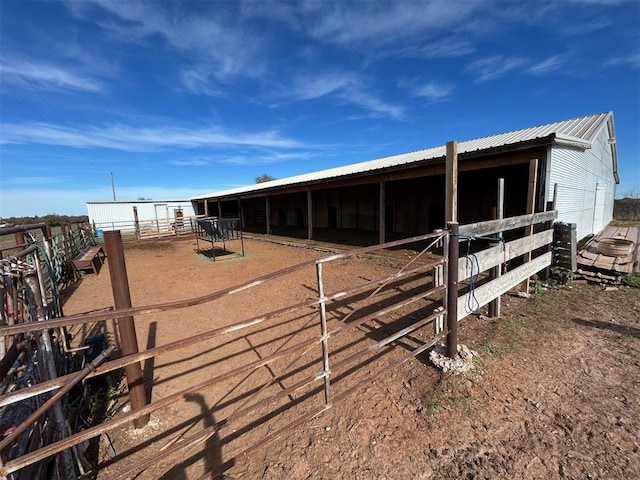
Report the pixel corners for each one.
[133,206,141,239]
[111,172,116,201]
[103,231,149,428]
[315,262,331,405]
[23,272,76,477]
[0,345,114,453]
[446,222,459,358]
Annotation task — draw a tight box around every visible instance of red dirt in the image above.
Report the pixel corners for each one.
[61,235,640,479]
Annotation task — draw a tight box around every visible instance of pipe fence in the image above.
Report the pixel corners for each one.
[0,210,556,478]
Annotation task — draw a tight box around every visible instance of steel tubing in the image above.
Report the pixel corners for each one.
[446,222,459,358]
[0,345,115,453]
[0,335,320,476]
[103,231,148,428]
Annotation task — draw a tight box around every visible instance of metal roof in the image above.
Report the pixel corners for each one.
[191,112,613,200]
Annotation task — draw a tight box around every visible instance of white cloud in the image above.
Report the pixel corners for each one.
[0,122,304,151]
[66,0,265,84]
[288,72,357,101]
[527,56,564,75]
[178,66,225,97]
[605,54,640,69]
[0,58,105,93]
[305,1,478,47]
[341,89,405,120]
[401,38,476,59]
[466,55,525,83]
[413,82,454,102]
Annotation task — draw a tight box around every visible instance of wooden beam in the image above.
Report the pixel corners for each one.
[379,181,386,244]
[458,252,552,321]
[445,141,458,223]
[524,158,539,292]
[307,190,313,240]
[492,178,505,316]
[459,211,556,237]
[458,230,553,282]
[217,200,222,219]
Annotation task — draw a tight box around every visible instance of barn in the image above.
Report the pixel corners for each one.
[191,112,618,243]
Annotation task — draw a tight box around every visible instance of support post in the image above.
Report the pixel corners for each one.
[379,181,386,244]
[60,225,70,262]
[307,190,313,240]
[265,196,271,234]
[315,263,331,406]
[133,206,140,240]
[218,200,223,220]
[204,200,209,218]
[489,177,505,317]
[14,231,25,250]
[523,159,538,293]
[445,141,458,224]
[446,222,459,359]
[103,231,149,429]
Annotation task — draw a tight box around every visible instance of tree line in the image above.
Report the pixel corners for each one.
[1,214,89,227]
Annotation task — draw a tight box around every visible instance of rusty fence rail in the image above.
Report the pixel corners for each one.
[0,229,447,478]
[0,210,557,478]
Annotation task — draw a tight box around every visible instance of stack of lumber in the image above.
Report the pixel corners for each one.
[577,226,639,284]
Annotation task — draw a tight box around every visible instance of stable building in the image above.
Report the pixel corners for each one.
[191,112,618,243]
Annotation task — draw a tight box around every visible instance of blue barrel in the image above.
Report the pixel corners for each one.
[96,229,104,238]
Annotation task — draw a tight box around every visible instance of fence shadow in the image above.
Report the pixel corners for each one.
[158,393,222,479]
[571,317,640,338]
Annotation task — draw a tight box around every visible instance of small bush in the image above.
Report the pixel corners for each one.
[622,273,640,288]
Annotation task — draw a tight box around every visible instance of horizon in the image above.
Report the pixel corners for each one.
[1,1,639,217]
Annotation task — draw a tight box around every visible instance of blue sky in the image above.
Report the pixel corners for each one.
[1,0,638,218]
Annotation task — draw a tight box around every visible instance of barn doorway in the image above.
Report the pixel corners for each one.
[328,206,338,229]
[385,204,395,233]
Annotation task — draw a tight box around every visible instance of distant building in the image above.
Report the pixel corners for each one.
[191,112,618,243]
[86,200,196,236]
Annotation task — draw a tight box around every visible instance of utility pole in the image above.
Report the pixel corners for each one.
[111,172,116,201]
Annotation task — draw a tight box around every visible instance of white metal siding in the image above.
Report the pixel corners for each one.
[548,122,616,241]
[87,201,196,231]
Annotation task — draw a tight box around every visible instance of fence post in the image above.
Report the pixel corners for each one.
[315,262,331,406]
[133,206,141,240]
[103,231,149,428]
[446,222,459,358]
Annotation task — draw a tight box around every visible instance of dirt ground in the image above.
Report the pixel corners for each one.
[60,234,640,480]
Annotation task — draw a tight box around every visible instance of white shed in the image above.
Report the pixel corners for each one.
[87,200,197,236]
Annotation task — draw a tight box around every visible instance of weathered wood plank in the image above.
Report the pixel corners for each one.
[459,211,557,237]
[458,229,553,282]
[457,252,552,321]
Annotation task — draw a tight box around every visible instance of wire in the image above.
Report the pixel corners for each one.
[464,254,481,313]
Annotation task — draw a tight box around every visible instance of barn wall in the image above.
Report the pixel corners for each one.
[548,124,616,240]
